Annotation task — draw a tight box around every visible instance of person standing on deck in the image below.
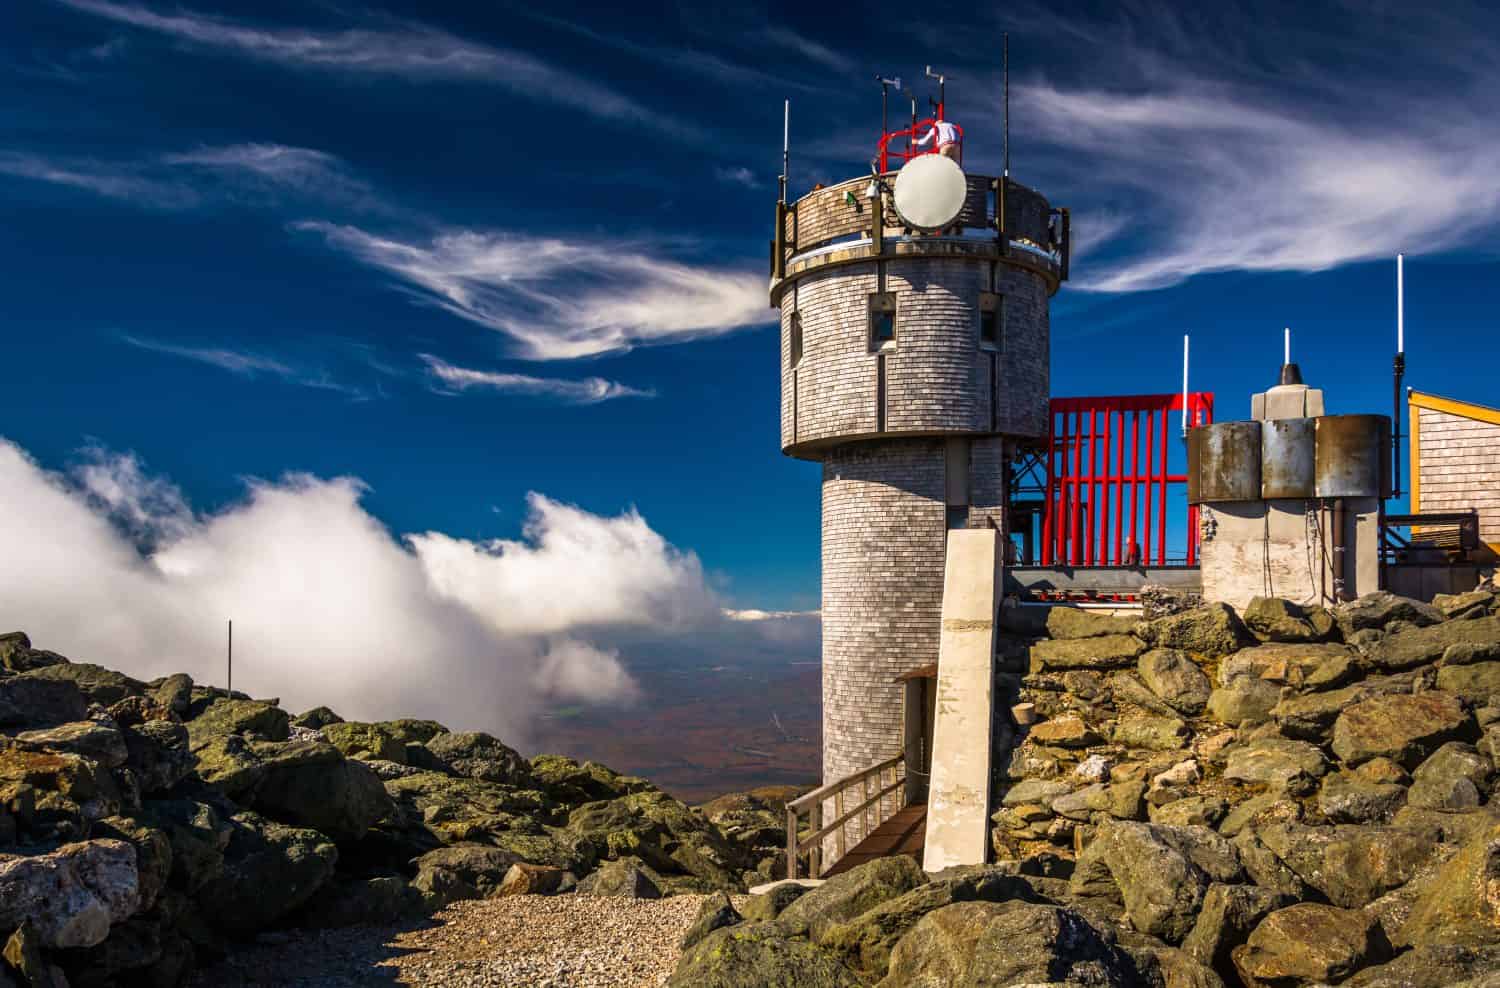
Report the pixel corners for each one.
[913,117,961,161]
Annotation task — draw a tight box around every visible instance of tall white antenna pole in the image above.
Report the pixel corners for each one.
[1182,334,1190,436]
[779,100,790,204]
[1284,327,1290,365]
[1397,253,1405,354]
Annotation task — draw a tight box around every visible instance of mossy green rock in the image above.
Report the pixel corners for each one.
[667,921,859,988]
[195,810,337,936]
[186,699,290,745]
[424,731,529,785]
[20,663,143,706]
[818,869,1039,978]
[776,855,926,941]
[1030,634,1146,672]
[1370,616,1500,672]
[1139,602,1250,659]
[249,740,393,842]
[321,722,405,763]
[530,755,654,804]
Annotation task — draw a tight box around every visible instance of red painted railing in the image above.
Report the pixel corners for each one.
[877,117,965,172]
[1041,393,1214,568]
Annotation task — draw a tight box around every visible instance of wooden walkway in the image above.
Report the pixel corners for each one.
[821,803,927,878]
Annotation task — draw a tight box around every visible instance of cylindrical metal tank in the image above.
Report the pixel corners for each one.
[1188,421,1262,503]
[1315,414,1388,497]
[1261,418,1316,499]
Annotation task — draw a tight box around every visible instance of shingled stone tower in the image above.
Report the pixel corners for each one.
[771,157,1068,800]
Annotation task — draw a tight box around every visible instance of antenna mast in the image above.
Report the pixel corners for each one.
[1003,32,1011,178]
[1182,334,1190,437]
[779,99,789,204]
[1393,253,1406,499]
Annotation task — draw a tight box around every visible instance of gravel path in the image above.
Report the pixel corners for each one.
[188,893,733,988]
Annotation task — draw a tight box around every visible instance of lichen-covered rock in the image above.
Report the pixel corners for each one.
[0,840,139,952]
[1182,883,1291,982]
[1219,642,1359,691]
[529,754,653,804]
[424,731,531,786]
[1243,597,1325,643]
[1139,649,1214,715]
[410,843,520,908]
[1399,817,1500,947]
[1223,739,1329,795]
[1045,607,1142,640]
[881,900,1139,988]
[739,881,808,922]
[0,676,88,729]
[1408,742,1490,810]
[669,921,858,988]
[0,631,68,674]
[1335,592,1444,636]
[185,699,290,745]
[1071,820,1241,944]
[1029,714,1102,747]
[1112,715,1191,751]
[1139,603,1250,659]
[1317,772,1406,824]
[679,891,741,950]
[1232,903,1389,987]
[250,740,393,842]
[1150,795,1229,828]
[121,719,194,795]
[1344,944,1500,987]
[1369,615,1500,672]
[1331,691,1473,768]
[497,861,567,896]
[1208,677,1282,727]
[1436,661,1500,706]
[320,721,405,763]
[776,855,926,941]
[194,811,337,936]
[290,706,343,730]
[20,663,144,706]
[819,869,1039,977]
[578,857,662,899]
[1030,634,1146,672]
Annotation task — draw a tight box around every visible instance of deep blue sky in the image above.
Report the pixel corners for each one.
[3,0,1497,613]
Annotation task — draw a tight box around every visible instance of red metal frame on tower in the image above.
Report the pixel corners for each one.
[1041,393,1215,568]
[877,110,964,172]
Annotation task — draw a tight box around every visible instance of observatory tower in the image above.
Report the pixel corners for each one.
[771,94,1070,794]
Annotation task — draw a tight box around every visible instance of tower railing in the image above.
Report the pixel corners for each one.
[785,751,906,879]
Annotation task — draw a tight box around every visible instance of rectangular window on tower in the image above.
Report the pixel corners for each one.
[979,292,1002,350]
[868,292,897,352]
[790,311,804,367]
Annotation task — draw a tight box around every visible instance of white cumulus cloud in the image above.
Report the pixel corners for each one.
[0,439,742,746]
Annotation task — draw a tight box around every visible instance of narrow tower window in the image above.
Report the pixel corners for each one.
[979,292,1002,350]
[868,292,897,351]
[790,311,804,367]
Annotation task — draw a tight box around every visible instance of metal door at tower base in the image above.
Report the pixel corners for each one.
[1041,393,1215,567]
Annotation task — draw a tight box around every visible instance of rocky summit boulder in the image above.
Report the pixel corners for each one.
[817,868,1038,978]
[424,731,531,786]
[410,844,520,908]
[1436,661,1500,706]
[1343,944,1500,988]
[1335,591,1444,636]
[0,840,139,949]
[0,677,88,729]
[882,900,1140,988]
[194,810,338,936]
[578,857,662,899]
[669,921,859,988]
[1408,742,1490,810]
[1398,816,1500,948]
[1208,677,1283,727]
[249,740,393,843]
[1331,691,1473,768]
[1368,615,1500,672]
[679,891,741,950]
[1029,634,1145,672]
[1223,739,1329,795]
[1138,602,1250,659]
[1232,903,1389,987]
[1071,820,1241,944]
[1182,883,1292,982]
[1317,771,1406,824]
[185,698,290,745]
[1138,648,1214,715]
[1243,597,1330,643]
[321,721,405,763]
[0,631,69,673]
[1218,642,1359,691]
[19,663,144,707]
[1045,607,1142,640]
[776,855,926,941]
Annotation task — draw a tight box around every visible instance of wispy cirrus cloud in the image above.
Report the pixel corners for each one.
[966,1,1500,292]
[121,334,366,397]
[52,0,698,140]
[297,222,771,360]
[419,354,654,404]
[0,142,389,214]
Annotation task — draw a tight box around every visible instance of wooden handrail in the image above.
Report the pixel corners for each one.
[787,752,903,813]
[785,752,906,880]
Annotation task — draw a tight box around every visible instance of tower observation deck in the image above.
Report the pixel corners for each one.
[772,103,1071,800]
